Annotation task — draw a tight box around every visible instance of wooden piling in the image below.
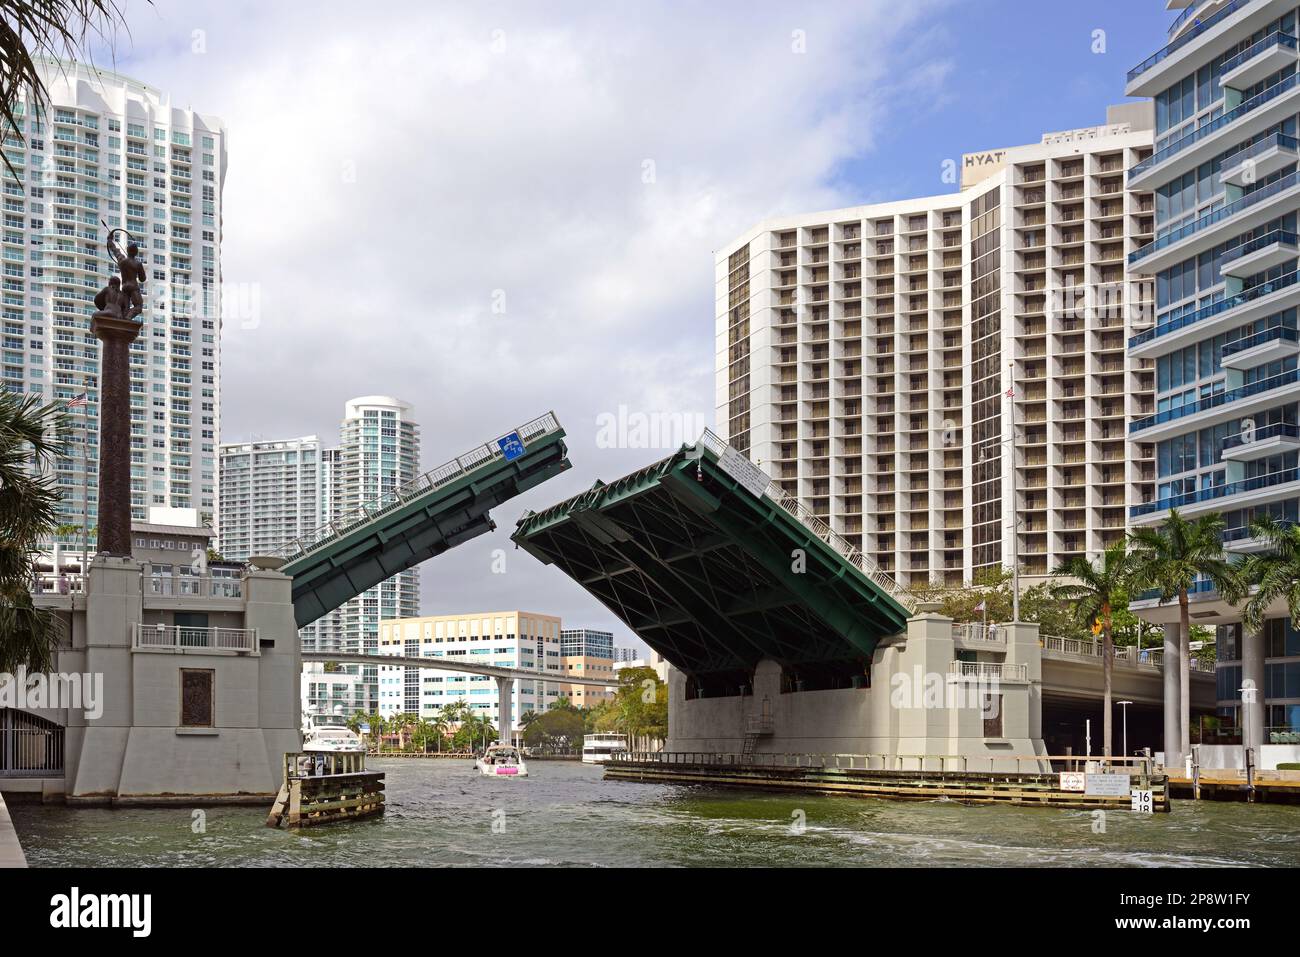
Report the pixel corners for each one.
[266,752,385,828]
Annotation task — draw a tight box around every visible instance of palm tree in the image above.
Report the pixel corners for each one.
[0,2,138,184]
[0,391,67,672]
[1239,515,1300,632]
[1051,543,1139,758]
[1129,510,1243,767]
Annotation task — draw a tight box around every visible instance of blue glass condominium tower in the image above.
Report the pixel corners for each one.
[1126,0,1300,767]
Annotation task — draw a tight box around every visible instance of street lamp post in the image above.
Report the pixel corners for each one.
[1117,700,1133,760]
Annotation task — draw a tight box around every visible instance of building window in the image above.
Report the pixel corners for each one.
[180,669,214,727]
[982,693,1003,738]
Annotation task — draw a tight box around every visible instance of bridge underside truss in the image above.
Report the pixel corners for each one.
[512,441,911,695]
[286,428,570,628]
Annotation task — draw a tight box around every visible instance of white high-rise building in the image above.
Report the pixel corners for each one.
[218,434,337,653]
[1124,0,1300,761]
[4,59,226,558]
[219,396,420,711]
[716,107,1159,590]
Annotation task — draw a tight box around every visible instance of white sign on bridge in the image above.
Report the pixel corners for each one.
[717,446,771,499]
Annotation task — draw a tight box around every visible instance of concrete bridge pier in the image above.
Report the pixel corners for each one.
[1163,623,1180,768]
[495,677,513,747]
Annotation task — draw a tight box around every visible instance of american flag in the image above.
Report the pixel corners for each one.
[1005,386,1015,399]
[66,392,87,409]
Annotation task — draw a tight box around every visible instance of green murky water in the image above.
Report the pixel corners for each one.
[9,759,1300,867]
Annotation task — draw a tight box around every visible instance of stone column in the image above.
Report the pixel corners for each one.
[1241,623,1266,764]
[1162,623,1181,769]
[89,313,141,557]
[495,676,513,746]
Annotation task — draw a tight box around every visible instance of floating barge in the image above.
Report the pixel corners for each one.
[266,752,385,828]
[605,752,1170,812]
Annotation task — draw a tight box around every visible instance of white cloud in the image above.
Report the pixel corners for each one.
[93,0,954,646]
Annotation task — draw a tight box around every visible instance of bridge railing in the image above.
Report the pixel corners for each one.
[697,429,917,613]
[271,412,562,562]
[1041,635,1215,673]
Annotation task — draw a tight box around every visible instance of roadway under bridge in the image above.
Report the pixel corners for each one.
[272,413,571,629]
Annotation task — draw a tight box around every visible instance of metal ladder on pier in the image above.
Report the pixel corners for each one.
[741,714,773,762]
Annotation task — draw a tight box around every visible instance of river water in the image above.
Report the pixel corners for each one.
[10,759,1300,867]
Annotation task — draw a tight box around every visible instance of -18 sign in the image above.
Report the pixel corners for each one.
[1131,789,1154,814]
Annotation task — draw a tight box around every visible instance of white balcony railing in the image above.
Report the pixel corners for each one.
[132,623,258,653]
[950,660,1027,681]
[953,623,1006,644]
[145,573,243,600]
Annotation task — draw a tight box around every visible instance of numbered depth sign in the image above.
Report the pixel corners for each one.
[1131,789,1154,814]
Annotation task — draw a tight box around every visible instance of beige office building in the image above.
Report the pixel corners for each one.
[377,611,564,733]
[716,105,1161,590]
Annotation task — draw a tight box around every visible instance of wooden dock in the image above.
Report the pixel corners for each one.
[266,752,385,829]
[605,753,1170,812]
[1168,768,1300,804]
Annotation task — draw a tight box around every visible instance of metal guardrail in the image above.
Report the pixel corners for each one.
[132,623,258,653]
[1130,68,1300,181]
[1128,0,1254,83]
[0,727,64,777]
[697,429,917,613]
[1130,269,1300,349]
[272,412,562,561]
[1131,169,1300,265]
[609,751,1150,775]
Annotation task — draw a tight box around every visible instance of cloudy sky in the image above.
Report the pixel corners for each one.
[86,0,1171,651]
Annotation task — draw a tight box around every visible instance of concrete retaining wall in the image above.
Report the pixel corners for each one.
[0,792,27,868]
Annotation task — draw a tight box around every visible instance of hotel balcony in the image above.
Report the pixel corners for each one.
[1220,420,1300,461]
[1220,30,1298,90]
[1126,0,1294,97]
[1219,133,1299,187]
[1219,228,1298,279]
[1128,65,1300,191]
[1224,518,1295,552]
[1218,324,1300,370]
[1129,269,1300,357]
[1128,170,1300,274]
[1130,466,1300,521]
[1129,366,1300,439]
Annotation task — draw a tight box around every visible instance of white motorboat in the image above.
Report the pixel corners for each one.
[302,714,366,753]
[582,733,627,764]
[475,742,528,777]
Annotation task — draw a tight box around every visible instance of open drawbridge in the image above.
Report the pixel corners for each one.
[274,412,570,628]
[511,430,915,695]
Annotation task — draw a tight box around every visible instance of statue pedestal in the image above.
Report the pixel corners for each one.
[90,312,141,558]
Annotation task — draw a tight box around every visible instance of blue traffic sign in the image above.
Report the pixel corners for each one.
[498,432,526,461]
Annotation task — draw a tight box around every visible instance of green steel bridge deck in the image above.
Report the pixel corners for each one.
[511,430,915,695]
[275,412,570,628]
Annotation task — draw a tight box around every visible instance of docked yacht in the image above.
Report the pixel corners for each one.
[475,742,529,777]
[582,733,628,764]
[302,714,366,753]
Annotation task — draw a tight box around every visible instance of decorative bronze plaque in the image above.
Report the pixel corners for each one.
[180,669,214,727]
